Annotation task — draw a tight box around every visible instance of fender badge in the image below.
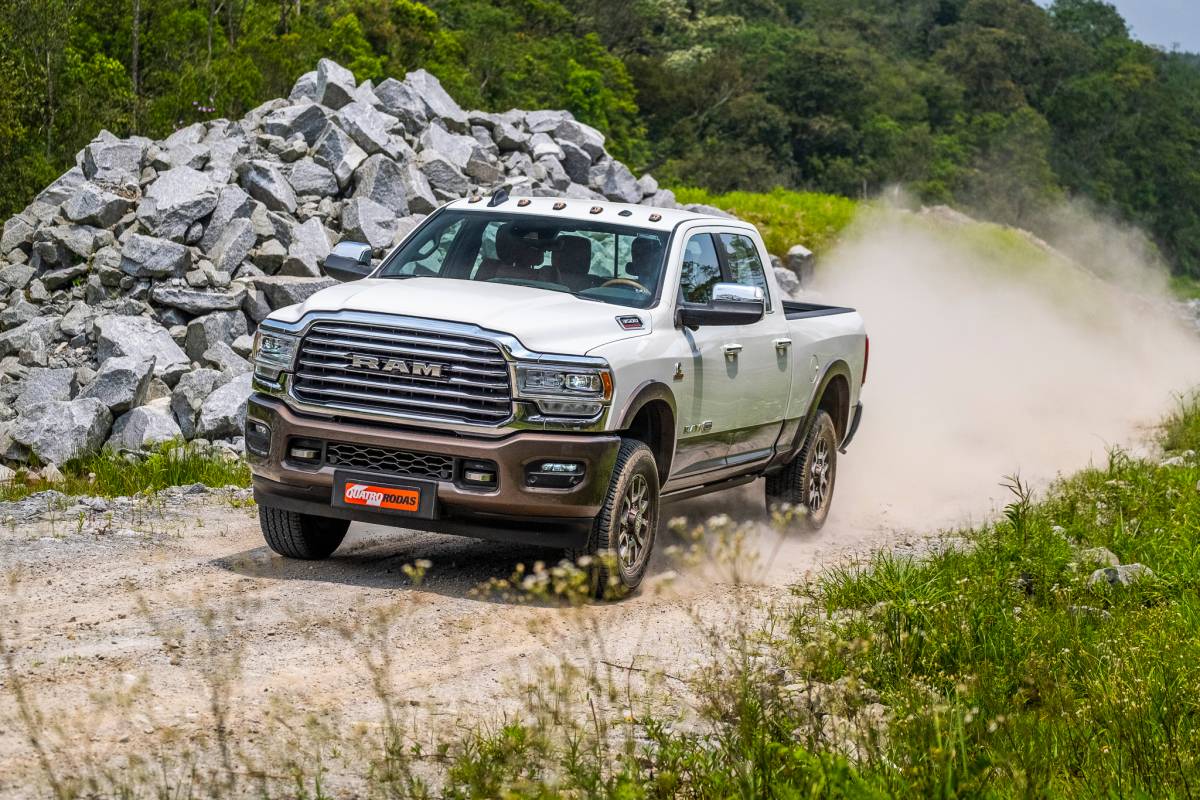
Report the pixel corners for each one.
[616,315,644,330]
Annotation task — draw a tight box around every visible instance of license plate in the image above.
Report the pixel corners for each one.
[332,472,437,519]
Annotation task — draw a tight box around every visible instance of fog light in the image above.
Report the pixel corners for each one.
[461,460,498,488]
[245,420,271,457]
[526,460,585,489]
[539,462,581,474]
[286,438,323,466]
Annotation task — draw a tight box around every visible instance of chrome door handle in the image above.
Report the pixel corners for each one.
[773,338,792,351]
[723,343,743,358]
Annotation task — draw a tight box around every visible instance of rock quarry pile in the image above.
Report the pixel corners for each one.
[0,59,803,469]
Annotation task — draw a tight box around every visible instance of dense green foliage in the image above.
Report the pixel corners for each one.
[2,0,1200,275]
[675,187,858,256]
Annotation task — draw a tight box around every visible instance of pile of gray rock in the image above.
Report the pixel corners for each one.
[0,58,778,469]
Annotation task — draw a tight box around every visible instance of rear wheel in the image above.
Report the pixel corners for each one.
[259,506,350,560]
[765,410,838,530]
[573,439,659,600]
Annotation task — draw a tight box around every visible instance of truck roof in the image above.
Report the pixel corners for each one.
[441,195,750,233]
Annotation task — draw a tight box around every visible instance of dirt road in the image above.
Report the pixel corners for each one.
[0,481,916,796]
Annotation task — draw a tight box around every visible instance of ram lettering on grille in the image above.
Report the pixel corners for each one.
[348,354,449,379]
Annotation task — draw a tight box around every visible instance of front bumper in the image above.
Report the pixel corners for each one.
[246,396,620,546]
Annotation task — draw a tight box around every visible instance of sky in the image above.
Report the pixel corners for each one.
[1037,0,1200,53]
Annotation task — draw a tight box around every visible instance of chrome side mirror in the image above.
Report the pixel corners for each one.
[323,241,374,282]
[712,283,765,304]
[677,283,766,329]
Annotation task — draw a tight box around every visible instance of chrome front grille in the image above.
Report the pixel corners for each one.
[325,441,455,481]
[292,319,513,425]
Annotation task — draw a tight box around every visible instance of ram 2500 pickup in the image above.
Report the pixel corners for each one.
[246,194,867,597]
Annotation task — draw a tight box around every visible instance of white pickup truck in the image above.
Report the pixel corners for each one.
[246,194,867,597]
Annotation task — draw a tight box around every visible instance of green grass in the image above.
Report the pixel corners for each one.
[782,404,1200,797]
[673,186,859,257]
[1170,274,1200,301]
[0,441,251,501]
[434,398,1200,798]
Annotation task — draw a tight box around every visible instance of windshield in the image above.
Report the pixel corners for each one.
[376,210,670,309]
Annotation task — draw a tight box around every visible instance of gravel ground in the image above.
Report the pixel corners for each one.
[0,480,917,796]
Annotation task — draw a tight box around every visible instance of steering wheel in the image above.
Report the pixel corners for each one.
[600,277,650,294]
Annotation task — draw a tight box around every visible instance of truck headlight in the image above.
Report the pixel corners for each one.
[516,366,612,398]
[515,363,613,417]
[252,329,300,380]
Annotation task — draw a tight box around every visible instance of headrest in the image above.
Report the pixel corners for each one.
[628,237,664,279]
[552,235,592,275]
[494,223,542,268]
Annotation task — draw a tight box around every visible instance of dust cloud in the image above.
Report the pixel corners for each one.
[809,205,1200,535]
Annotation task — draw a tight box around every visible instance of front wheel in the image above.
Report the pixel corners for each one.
[259,505,350,560]
[575,439,660,600]
[765,410,838,530]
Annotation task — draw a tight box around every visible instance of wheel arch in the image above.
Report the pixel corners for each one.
[615,381,677,485]
[785,361,853,462]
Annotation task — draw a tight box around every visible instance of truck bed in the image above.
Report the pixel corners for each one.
[782,300,857,320]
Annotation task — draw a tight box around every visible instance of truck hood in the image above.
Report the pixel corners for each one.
[269,277,653,355]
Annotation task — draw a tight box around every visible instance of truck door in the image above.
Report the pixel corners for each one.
[671,231,738,476]
[714,232,792,465]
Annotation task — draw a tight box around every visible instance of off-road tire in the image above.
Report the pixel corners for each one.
[765,410,838,531]
[259,506,350,560]
[572,439,660,600]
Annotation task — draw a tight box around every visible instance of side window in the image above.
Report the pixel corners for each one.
[718,233,771,310]
[679,233,722,304]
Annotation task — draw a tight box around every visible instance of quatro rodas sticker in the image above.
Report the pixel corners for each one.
[343,482,420,512]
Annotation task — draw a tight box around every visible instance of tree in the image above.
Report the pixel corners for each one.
[1049,0,1128,47]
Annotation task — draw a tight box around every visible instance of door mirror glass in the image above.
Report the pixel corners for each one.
[324,241,374,282]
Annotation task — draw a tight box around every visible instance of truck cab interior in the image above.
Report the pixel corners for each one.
[377,210,670,309]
